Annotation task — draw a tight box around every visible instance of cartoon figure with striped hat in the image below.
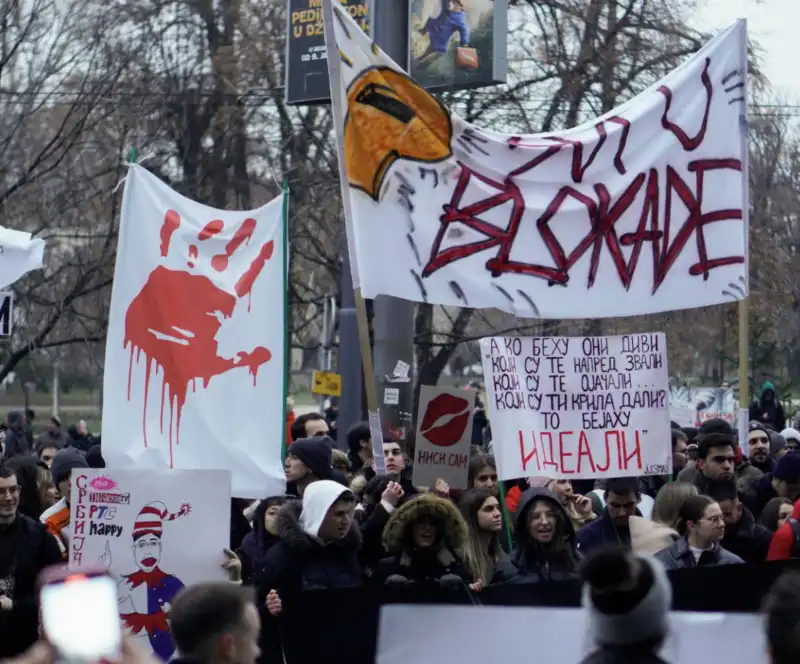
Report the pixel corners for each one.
[117,500,191,661]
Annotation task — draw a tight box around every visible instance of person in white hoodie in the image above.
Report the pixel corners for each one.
[256,480,361,617]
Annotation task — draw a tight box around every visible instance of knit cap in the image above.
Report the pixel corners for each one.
[50,447,89,485]
[289,437,334,479]
[581,547,671,646]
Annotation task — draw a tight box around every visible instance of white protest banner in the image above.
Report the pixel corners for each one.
[669,404,697,428]
[0,226,45,288]
[324,2,748,318]
[102,165,287,498]
[68,469,231,661]
[413,386,475,489]
[480,334,671,481]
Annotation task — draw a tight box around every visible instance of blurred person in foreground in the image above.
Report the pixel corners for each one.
[170,582,260,664]
[579,546,672,664]
[764,572,800,664]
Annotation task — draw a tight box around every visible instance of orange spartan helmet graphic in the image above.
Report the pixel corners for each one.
[344,67,453,201]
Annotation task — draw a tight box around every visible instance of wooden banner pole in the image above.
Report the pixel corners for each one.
[354,288,379,414]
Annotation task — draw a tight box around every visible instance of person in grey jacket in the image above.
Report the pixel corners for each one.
[655,494,743,569]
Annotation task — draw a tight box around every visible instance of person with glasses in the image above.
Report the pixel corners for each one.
[654,494,744,569]
[0,464,62,659]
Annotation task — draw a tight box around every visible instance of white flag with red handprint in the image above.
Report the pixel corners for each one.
[102,165,287,498]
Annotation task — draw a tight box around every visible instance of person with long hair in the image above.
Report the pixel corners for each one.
[654,495,743,569]
[467,454,497,492]
[758,497,793,533]
[579,546,672,664]
[630,482,697,555]
[492,487,580,584]
[458,488,504,587]
[4,456,47,520]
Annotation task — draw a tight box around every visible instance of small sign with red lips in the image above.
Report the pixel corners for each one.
[413,386,476,490]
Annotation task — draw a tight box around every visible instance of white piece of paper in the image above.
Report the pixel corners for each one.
[69,468,231,661]
[481,334,671,481]
[392,360,410,379]
[368,409,386,475]
[413,386,475,490]
[377,605,766,664]
[383,387,400,405]
[101,165,287,498]
[324,3,748,318]
[0,226,45,289]
[739,407,750,444]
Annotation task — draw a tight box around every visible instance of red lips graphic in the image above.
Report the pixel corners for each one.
[421,393,470,447]
[142,557,157,567]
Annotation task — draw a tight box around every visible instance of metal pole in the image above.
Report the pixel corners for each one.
[337,234,363,451]
[370,0,416,440]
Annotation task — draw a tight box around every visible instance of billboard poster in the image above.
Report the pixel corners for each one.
[408,0,507,90]
[286,0,371,105]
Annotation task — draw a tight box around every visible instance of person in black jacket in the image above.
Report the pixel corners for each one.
[492,486,580,584]
[237,496,286,584]
[374,493,471,586]
[577,477,641,555]
[0,464,63,659]
[256,480,362,616]
[707,478,771,563]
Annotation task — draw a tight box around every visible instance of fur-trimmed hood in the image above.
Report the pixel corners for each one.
[276,498,361,553]
[382,493,468,554]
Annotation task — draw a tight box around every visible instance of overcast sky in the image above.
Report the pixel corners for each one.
[692,0,798,100]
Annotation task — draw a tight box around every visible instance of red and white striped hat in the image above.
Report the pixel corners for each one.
[132,501,191,539]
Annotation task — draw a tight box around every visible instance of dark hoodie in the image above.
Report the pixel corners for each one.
[491,487,581,585]
[237,497,283,584]
[749,380,786,431]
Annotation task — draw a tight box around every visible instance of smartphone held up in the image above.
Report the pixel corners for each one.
[38,565,121,662]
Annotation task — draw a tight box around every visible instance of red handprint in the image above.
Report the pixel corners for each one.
[124,209,274,466]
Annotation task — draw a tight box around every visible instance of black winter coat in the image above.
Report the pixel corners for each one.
[375,549,471,585]
[0,514,63,658]
[720,506,772,563]
[253,500,362,604]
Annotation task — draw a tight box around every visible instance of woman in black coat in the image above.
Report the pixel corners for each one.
[375,493,471,586]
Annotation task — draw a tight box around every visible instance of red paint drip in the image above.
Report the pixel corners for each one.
[198,219,224,241]
[235,241,274,298]
[189,245,198,260]
[211,218,257,272]
[124,266,272,466]
[160,210,180,257]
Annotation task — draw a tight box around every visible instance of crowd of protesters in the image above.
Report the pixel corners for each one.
[4,396,800,663]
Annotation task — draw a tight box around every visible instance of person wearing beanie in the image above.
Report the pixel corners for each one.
[39,447,89,559]
[772,432,789,459]
[84,444,105,469]
[34,416,70,452]
[580,546,672,664]
[742,451,800,520]
[750,380,786,431]
[654,494,743,569]
[256,480,362,617]
[492,486,581,584]
[284,436,334,497]
[780,427,800,453]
